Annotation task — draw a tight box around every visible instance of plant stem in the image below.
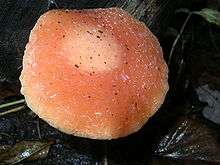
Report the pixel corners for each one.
[0,99,25,109]
[168,12,192,65]
[0,105,26,117]
[37,118,42,139]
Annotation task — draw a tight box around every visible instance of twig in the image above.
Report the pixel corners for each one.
[37,118,42,139]
[17,65,23,70]
[103,154,108,165]
[102,142,108,165]
[48,0,58,9]
[0,105,26,117]
[168,12,192,65]
[0,99,25,109]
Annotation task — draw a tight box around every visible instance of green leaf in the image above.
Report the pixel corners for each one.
[194,8,220,26]
[0,140,54,165]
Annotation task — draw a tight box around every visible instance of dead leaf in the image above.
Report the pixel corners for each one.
[154,118,220,163]
[0,140,54,165]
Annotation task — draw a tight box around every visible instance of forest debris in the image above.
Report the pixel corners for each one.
[0,105,25,117]
[154,118,220,163]
[0,140,54,165]
[196,84,220,124]
[0,99,25,109]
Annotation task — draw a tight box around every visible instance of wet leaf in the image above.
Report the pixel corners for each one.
[0,145,11,155]
[26,144,51,161]
[0,140,54,165]
[196,84,220,125]
[154,118,220,163]
[194,8,220,26]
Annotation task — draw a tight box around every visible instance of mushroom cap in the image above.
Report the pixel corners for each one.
[20,8,169,139]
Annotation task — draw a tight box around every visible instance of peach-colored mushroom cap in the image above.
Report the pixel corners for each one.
[20,8,169,139]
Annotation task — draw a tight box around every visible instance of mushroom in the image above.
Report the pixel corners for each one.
[20,8,168,139]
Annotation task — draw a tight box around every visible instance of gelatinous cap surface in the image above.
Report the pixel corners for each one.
[20,8,169,139]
